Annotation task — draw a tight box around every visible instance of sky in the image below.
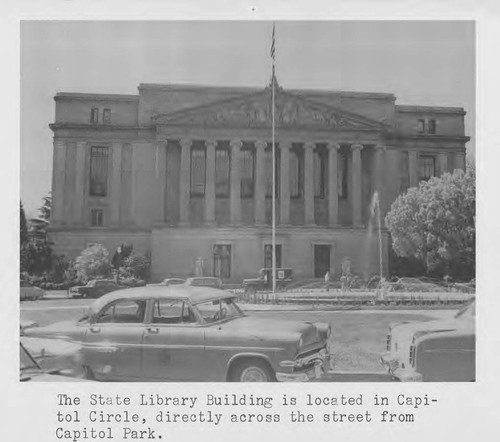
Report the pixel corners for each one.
[20,20,475,216]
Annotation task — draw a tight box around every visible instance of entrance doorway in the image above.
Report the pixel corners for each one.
[314,245,331,278]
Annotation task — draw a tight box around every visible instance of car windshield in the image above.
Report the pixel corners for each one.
[20,344,40,372]
[194,297,243,323]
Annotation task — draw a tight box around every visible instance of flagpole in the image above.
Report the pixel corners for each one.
[271,24,277,297]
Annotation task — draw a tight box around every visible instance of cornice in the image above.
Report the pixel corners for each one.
[54,93,139,102]
[396,105,466,115]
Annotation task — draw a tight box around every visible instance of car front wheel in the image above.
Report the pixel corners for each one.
[230,359,275,382]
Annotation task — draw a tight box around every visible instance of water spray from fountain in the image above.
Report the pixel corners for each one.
[367,191,384,290]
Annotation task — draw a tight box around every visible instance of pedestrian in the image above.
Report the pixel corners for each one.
[324,271,331,292]
[340,275,347,292]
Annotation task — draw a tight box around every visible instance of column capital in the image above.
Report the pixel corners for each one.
[374,144,386,152]
[180,138,192,149]
[279,140,292,150]
[351,143,364,151]
[230,139,243,149]
[205,139,218,148]
[255,139,267,150]
[303,141,316,150]
[327,142,341,151]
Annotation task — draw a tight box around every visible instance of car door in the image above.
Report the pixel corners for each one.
[141,298,205,381]
[82,298,147,380]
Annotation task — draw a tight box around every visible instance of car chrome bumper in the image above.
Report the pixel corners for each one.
[276,348,333,382]
[380,352,422,382]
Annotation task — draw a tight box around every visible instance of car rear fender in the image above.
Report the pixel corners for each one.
[225,353,275,380]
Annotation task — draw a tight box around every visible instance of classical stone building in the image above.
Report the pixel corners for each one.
[49,83,469,282]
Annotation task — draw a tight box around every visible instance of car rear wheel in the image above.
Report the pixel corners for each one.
[230,359,275,382]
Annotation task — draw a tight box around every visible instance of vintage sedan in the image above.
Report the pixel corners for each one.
[380,301,475,381]
[68,279,122,299]
[20,280,45,301]
[24,285,333,382]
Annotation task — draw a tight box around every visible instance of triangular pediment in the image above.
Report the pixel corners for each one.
[152,88,386,131]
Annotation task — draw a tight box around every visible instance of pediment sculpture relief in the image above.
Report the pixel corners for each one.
[156,90,382,130]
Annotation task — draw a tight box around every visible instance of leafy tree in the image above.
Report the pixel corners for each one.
[20,238,53,274]
[385,168,475,280]
[29,194,51,240]
[121,252,151,280]
[74,244,112,283]
[20,202,29,245]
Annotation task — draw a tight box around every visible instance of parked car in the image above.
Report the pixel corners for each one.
[68,279,122,298]
[380,300,475,381]
[243,268,293,295]
[161,278,186,286]
[185,276,222,289]
[20,342,88,382]
[24,285,333,382]
[20,280,45,301]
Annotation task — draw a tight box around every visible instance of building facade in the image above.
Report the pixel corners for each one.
[49,83,469,282]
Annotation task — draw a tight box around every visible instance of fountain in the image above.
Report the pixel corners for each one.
[366,191,384,289]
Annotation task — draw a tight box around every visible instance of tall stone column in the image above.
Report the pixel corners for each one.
[351,143,364,227]
[72,141,87,226]
[408,150,419,188]
[51,140,67,227]
[304,142,316,226]
[254,140,267,225]
[327,142,340,227]
[204,139,217,225]
[230,139,242,225]
[454,150,466,172]
[110,142,123,226]
[437,152,448,176]
[179,138,192,226]
[153,141,167,225]
[279,141,291,225]
[373,145,386,215]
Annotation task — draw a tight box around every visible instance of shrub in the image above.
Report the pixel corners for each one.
[74,244,112,283]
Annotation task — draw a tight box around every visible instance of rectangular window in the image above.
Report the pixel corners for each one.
[417,119,426,133]
[290,148,303,198]
[215,148,230,197]
[213,245,231,279]
[240,148,255,198]
[419,155,435,181]
[91,209,104,227]
[190,146,206,196]
[264,244,282,269]
[338,151,348,199]
[89,146,109,196]
[265,147,280,198]
[103,108,111,124]
[90,107,99,124]
[428,119,437,134]
[314,149,326,198]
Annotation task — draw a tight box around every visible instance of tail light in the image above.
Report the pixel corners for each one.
[409,343,416,366]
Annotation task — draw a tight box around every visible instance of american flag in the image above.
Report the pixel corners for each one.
[270,23,276,61]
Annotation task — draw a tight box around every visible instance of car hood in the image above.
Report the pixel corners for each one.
[390,316,474,355]
[23,320,83,341]
[220,316,321,346]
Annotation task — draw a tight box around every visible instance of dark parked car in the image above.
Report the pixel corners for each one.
[24,285,333,382]
[243,268,293,296]
[68,279,122,299]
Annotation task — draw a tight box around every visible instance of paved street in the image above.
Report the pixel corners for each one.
[21,293,458,379]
